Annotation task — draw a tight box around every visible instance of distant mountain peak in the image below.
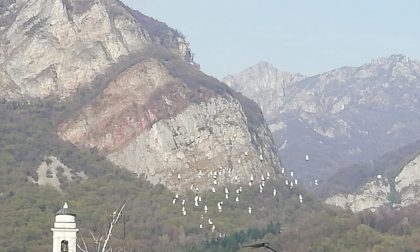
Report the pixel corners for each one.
[370,54,410,64]
[223,61,305,118]
[250,61,304,77]
[225,55,420,183]
[252,61,277,70]
[365,54,419,68]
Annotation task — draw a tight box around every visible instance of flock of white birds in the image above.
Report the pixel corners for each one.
[168,154,316,235]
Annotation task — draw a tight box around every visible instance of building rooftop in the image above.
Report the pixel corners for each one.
[56,202,76,216]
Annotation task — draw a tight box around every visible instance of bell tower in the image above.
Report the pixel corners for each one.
[51,202,78,252]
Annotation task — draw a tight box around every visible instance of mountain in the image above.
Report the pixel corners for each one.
[324,139,420,212]
[223,55,420,184]
[0,0,305,250]
[223,61,306,118]
[3,1,420,251]
[0,0,282,192]
[0,0,192,100]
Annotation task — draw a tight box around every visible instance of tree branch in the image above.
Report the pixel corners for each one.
[101,195,133,252]
[76,196,133,252]
[77,233,89,252]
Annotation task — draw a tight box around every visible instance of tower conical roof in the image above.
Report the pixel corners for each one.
[56,202,76,216]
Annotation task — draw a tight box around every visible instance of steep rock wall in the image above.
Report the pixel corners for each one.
[0,0,190,100]
[326,153,420,212]
[108,96,278,191]
[395,155,420,207]
[59,59,281,191]
[325,178,391,212]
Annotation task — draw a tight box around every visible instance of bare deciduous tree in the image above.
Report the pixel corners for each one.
[77,196,133,252]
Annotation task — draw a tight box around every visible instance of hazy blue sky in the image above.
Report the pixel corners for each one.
[123,0,420,78]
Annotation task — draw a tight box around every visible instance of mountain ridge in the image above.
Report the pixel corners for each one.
[223,54,420,184]
[1,0,282,192]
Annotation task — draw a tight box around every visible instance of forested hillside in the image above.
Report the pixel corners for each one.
[2,99,420,251]
[0,97,308,251]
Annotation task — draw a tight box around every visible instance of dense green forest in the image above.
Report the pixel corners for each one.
[2,54,420,251]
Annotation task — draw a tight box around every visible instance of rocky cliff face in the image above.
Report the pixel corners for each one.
[2,0,282,191]
[223,62,305,118]
[223,56,420,183]
[0,0,191,100]
[58,57,281,191]
[326,153,420,212]
[28,155,87,192]
[395,154,420,207]
[325,178,391,212]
